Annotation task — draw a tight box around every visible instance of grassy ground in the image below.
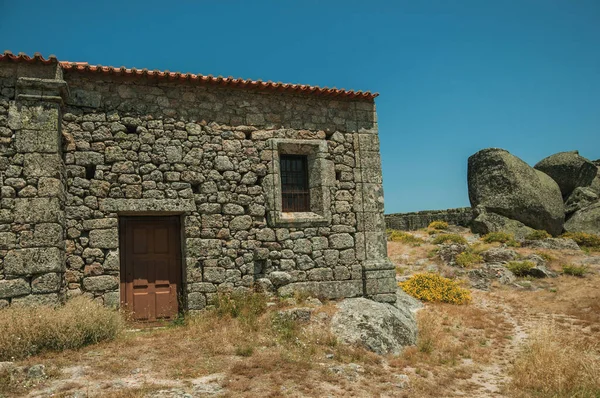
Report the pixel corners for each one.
[1,227,599,397]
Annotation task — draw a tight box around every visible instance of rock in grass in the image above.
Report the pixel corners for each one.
[521,238,580,251]
[529,265,557,278]
[331,298,417,355]
[471,206,536,240]
[481,247,518,263]
[468,148,564,236]
[468,263,516,290]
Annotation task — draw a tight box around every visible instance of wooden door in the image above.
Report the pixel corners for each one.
[119,216,182,321]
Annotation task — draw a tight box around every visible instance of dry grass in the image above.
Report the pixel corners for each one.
[3,229,599,397]
[0,296,124,361]
[508,324,600,397]
[3,293,387,397]
[389,300,510,396]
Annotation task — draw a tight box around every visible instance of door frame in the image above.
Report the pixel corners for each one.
[118,215,184,320]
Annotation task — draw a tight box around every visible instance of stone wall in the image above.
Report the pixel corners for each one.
[0,58,395,309]
[385,207,474,231]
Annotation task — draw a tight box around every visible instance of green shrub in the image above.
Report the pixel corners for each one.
[432,234,467,245]
[0,297,124,361]
[482,232,515,243]
[535,251,555,262]
[506,261,535,277]
[481,232,519,247]
[455,251,483,268]
[428,220,449,230]
[562,264,588,277]
[562,232,600,249]
[214,291,268,328]
[271,313,301,343]
[388,230,425,246]
[400,273,471,305]
[525,230,551,240]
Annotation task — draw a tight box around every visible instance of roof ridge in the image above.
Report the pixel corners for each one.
[1,50,378,100]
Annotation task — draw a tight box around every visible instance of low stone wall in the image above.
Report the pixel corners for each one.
[385,208,474,231]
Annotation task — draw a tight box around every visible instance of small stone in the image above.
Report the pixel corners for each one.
[27,364,46,379]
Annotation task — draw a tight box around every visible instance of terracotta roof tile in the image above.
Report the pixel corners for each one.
[1,50,378,100]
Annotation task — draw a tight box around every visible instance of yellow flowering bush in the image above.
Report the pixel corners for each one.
[387,230,424,246]
[400,273,472,305]
[432,233,467,245]
[428,220,449,230]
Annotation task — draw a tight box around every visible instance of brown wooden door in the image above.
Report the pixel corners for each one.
[119,216,182,321]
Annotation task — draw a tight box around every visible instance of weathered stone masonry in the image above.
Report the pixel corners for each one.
[385,207,474,231]
[0,53,395,310]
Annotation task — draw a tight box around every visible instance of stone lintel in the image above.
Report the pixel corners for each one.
[99,198,196,213]
[15,77,69,103]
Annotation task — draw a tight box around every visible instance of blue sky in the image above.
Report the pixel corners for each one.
[2,1,599,213]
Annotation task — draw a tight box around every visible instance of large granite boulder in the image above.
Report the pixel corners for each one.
[468,149,564,236]
[564,202,600,235]
[534,151,597,198]
[564,187,598,216]
[331,298,417,355]
[590,163,600,195]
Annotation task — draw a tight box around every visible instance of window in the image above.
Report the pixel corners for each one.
[280,155,310,212]
[263,138,333,227]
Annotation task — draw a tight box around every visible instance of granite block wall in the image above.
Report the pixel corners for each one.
[385,207,474,231]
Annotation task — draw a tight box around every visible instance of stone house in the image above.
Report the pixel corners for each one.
[0,51,394,321]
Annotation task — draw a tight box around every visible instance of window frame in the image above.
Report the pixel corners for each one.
[263,138,333,228]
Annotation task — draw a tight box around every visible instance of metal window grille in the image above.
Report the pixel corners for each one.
[280,155,310,212]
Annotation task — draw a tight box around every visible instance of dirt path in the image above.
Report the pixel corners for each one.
[452,294,529,397]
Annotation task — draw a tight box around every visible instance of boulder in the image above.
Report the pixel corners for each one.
[590,164,600,195]
[394,288,423,314]
[437,243,468,266]
[468,149,564,236]
[331,298,417,355]
[524,254,546,268]
[564,187,598,216]
[481,248,518,263]
[534,151,597,198]
[521,238,580,251]
[529,265,557,278]
[564,201,600,235]
[468,263,516,290]
[471,206,536,240]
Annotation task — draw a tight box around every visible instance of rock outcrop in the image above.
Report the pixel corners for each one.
[534,151,597,198]
[468,148,564,236]
[564,202,600,235]
[331,297,417,355]
[564,187,599,215]
[589,160,600,195]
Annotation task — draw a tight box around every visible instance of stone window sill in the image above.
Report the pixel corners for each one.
[270,211,331,228]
